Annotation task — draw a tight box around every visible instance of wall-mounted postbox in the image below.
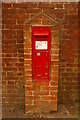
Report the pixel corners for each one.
[32,27,51,81]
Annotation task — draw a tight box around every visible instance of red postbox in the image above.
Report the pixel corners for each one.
[32,27,51,81]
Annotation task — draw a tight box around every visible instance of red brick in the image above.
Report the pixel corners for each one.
[25,8,41,13]
[51,49,59,54]
[25,105,36,111]
[42,96,57,101]
[55,4,63,8]
[24,55,31,59]
[38,3,52,8]
[42,86,58,91]
[24,60,32,64]
[25,101,32,105]
[2,80,6,84]
[50,81,58,86]
[7,72,14,76]
[51,56,59,60]
[2,3,12,8]
[25,86,40,91]
[25,76,32,81]
[34,91,49,95]
[24,49,31,54]
[34,101,49,106]
[14,25,23,29]
[24,43,31,48]
[25,91,32,95]
[8,81,14,84]
[49,101,57,104]
[25,70,32,75]
[51,61,59,66]
[25,96,40,101]
[24,65,32,70]
[50,91,58,96]
[25,80,32,85]
[33,81,49,86]
[2,8,17,14]
[65,14,78,19]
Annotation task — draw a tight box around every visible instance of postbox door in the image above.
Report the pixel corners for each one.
[32,27,51,81]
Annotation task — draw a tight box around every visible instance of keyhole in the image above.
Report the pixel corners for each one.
[45,63,48,68]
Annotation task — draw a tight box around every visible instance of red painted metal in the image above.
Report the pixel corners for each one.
[32,27,51,81]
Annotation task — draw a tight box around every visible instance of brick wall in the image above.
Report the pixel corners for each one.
[2,2,78,113]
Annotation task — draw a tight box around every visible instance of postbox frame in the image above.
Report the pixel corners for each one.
[32,27,51,82]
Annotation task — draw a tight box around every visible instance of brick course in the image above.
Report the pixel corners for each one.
[2,2,78,114]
